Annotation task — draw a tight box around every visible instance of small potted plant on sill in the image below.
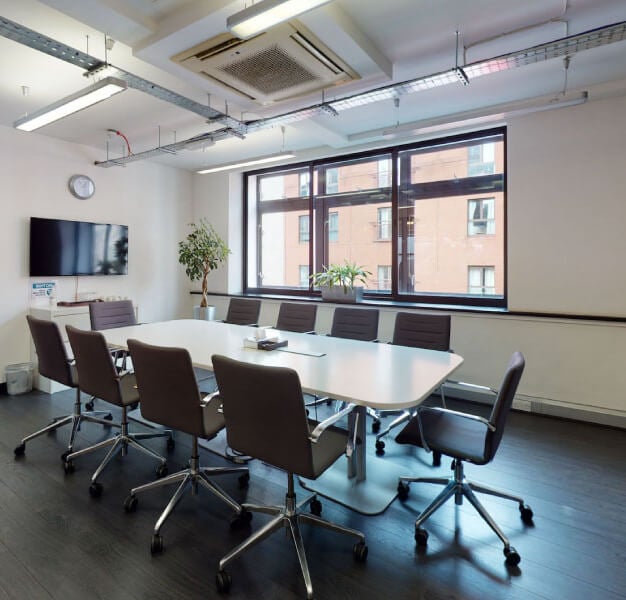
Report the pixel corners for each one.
[178,219,230,320]
[310,261,371,303]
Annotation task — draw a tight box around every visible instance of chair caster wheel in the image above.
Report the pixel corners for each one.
[216,570,231,593]
[310,497,322,516]
[166,437,175,451]
[520,504,534,524]
[353,541,368,562]
[397,481,409,501]
[89,482,103,498]
[229,510,252,530]
[60,450,72,462]
[504,546,521,566]
[238,472,250,489]
[64,460,75,474]
[150,534,164,554]
[432,451,441,467]
[371,420,381,434]
[124,495,138,513]
[375,440,385,455]
[156,463,168,478]
[85,401,95,411]
[14,443,25,457]
[415,526,429,547]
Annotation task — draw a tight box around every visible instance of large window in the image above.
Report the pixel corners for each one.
[245,128,505,307]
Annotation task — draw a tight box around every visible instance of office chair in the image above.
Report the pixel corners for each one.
[373,312,451,461]
[211,354,368,600]
[275,302,317,333]
[397,351,533,567]
[88,299,137,409]
[223,298,261,325]
[63,325,174,497]
[329,306,379,341]
[14,315,114,460]
[123,339,250,553]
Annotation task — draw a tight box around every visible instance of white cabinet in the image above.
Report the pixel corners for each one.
[29,305,90,393]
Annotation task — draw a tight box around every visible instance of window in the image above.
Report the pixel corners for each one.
[468,266,495,295]
[377,265,391,291]
[468,198,495,235]
[328,211,339,242]
[377,207,391,241]
[299,214,310,242]
[468,142,495,176]
[326,168,339,193]
[299,265,310,288]
[244,128,505,307]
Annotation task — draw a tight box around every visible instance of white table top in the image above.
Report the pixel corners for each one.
[102,319,463,411]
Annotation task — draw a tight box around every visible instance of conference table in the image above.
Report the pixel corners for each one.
[101,318,463,515]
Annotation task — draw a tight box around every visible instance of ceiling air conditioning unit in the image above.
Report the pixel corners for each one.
[172,21,359,105]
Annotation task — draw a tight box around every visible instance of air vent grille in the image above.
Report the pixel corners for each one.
[219,45,319,95]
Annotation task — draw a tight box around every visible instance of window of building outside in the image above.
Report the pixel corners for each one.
[377,206,391,241]
[299,265,309,288]
[299,214,310,242]
[377,265,392,291]
[468,198,495,235]
[468,266,495,294]
[244,128,505,307]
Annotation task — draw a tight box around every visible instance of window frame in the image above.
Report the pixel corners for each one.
[243,127,506,308]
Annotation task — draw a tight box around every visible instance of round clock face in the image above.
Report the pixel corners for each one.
[68,174,95,199]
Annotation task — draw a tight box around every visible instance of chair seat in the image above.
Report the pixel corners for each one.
[201,397,226,438]
[396,410,489,464]
[119,373,140,406]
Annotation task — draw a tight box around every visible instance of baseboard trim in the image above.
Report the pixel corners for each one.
[443,383,626,429]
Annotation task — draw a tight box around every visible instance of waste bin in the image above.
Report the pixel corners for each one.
[5,362,34,395]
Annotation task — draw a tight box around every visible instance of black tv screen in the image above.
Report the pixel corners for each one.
[30,217,128,276]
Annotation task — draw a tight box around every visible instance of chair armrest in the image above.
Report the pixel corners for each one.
[309,402,356,443]
[416,405,495,452]
[445,379,497,395]
[202,390,221,408]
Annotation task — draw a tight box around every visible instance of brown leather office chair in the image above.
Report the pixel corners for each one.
[374,312,451,461]
[63,325,174,497]
[212,354,367,600]
[124,339,250,554]
[397,352,533,567]
[223,298,261,325]
[14,315,114,460]
[329,306,379,341]
[275,302,317,333]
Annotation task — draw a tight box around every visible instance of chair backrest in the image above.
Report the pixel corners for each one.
[26,315,75,388]
[89,300,136,330]
[211,354,318,479]
[224,298,261,325]
[330,307,379,341]
[485,351,525,460]
[65,325,124,406]
[392,312,451,351]
[127,339,205,437]
[275,302,317,333]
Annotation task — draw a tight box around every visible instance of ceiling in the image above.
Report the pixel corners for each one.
[2,0,626,172]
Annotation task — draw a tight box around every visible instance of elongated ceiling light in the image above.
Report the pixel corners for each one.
[227,0,333,39]
[197,151,295,174]
[14,76,127,132]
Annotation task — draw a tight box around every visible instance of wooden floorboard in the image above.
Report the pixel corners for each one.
[0,388,625,600]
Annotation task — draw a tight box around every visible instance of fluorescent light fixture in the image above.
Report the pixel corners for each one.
[227,0,333,39]
[14,77,127,131]
[197,152,296,174]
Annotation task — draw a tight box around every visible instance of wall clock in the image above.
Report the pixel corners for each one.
[68,174,95,200]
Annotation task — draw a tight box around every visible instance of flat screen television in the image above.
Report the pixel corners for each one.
[30,217,128,276]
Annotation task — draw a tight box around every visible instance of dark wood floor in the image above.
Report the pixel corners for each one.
[0,386,625,600]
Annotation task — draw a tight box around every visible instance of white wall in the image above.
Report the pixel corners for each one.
[0,125,194,381]
[192,89,626,427]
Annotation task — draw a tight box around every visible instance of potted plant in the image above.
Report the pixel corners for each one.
[178,219,230,320]
[310,260,371,303]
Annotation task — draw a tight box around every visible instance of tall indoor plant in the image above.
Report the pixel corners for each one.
[178,219,230,319]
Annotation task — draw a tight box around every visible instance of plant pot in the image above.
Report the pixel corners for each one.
[193,305,216,320]
[320,285,363,303]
